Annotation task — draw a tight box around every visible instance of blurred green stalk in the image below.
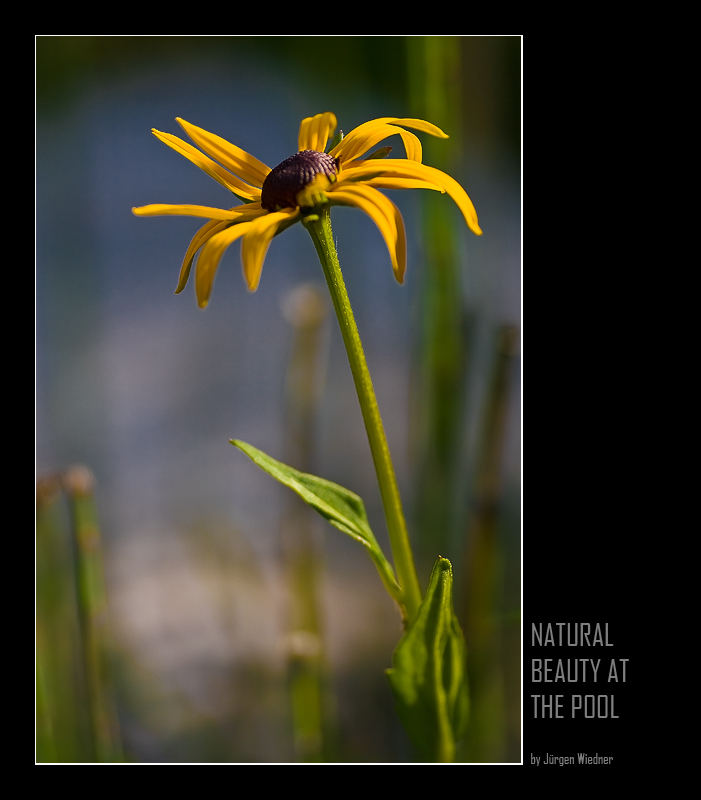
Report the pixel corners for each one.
[460,326,518,762]
[406,36,472,568]
[37,476,90,761]
[279,285,332,762]
[63,466,124,762]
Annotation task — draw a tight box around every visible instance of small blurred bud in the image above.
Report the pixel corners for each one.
[281,284,328,330]
[62,464,96,497]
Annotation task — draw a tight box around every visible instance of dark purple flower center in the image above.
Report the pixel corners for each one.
[261,150,339,211]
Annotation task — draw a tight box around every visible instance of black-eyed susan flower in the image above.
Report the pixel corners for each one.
[133,112,482,307]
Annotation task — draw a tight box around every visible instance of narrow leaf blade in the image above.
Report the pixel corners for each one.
[232,439,372,540]
[230,440,401,602]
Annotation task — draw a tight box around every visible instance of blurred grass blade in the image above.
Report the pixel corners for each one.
[406,36,471,566]
[65,466,124,762]
[231,439,402,610]
[280,284,332,762]
[386,556,469,762]
[37,476,92,762]
[461,325,519,761]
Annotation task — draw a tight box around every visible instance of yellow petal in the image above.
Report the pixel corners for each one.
[331,121,422,166]
[240,209,300,292]
[328,120,385,161]
[395,128,422,162]
[362,177,445,193]
[150,129,261,201]
[329,184,407,283]
[132,203,260,220]
[176,118,271,188]
[298,116,313,152]
[298,112,337,152]
[378,117,449,139]
[195,221,255,308]
[176,218,231,294]
[340,159,482,236]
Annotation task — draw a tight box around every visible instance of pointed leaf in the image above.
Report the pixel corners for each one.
[326,129,344,152]
[386,556,469,762]
[231,439,401,602]
[365,145,393,160]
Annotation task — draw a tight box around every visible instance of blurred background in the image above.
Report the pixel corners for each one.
[36,35,521,763]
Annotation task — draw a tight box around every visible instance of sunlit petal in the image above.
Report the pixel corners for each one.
[176,218,230,294]
[341,159,482,236]
[195,222,256,308]
[132,203,262,220]
[298,116,313,152]
[395,129,422,162]
[298,112,337,152]
[329,120,388,162]
[331,122,422,166]
[171,203,266,294]
[240,209,299,292]
[329,184,407,283]
[176,118,271,188]
[331,116,447,165]
[362,177,445,192]
[150,129,261,201]
[313,112,338,153]
[379,117,449,139]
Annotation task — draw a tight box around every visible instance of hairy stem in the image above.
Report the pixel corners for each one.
[303,207,422,622]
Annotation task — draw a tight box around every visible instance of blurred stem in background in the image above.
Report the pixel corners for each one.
[279,285,333,762]
[460,325,519,762]
[64,466,124,762]
[405,36,473,570]
[37,476,91,761]
[406,37,521,762]
[36,467,123,762]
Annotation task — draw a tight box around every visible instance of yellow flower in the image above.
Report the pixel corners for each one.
[132,112,482,307]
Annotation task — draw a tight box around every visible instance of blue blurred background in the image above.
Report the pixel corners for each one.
[36,36,521,763]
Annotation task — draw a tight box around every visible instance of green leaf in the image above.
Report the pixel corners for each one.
[386,556,469,762]
[326,129,344,151]
[230,439,401,604]
[365,145,393,160]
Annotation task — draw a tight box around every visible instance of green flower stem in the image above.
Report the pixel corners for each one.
[303,206,422,623]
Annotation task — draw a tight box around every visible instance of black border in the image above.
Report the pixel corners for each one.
[522,31,642,769]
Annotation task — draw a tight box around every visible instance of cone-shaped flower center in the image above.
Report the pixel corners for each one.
[261,150,339,211]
